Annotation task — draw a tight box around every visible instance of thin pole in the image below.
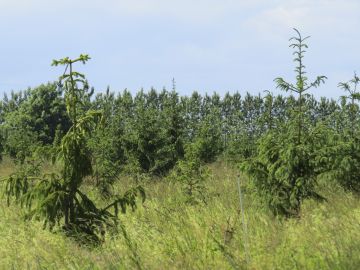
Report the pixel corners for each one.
[237,174,250,264]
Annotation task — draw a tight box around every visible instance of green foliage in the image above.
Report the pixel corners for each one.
[22,83,70,144]
[3,83,336,177]
[0,99,38,162]
[338,72,360,136]
[171,141,210,204]
[0,133,3,161]
[225,93,266,161]
[4,158,41,205]
[242,122,327,216]
[242,29,327,216]
[88,89,123,196]
[318,133,360,193]
[196,107,223,163]
[0,83,70,162]
[317,73,360,193]
[274,28,327,145]
[0,89,31,119]
[123,89,184,176]
[1,120,39,163]
[4,55,145,243]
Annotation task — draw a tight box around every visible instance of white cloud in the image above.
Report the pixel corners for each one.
[243,0,360,39]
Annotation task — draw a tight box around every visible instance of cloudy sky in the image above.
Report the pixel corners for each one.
[0,0,359,98]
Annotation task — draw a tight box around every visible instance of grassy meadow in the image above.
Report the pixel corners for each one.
[0,157,359,270]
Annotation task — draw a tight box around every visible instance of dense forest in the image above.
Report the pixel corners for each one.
[0,29,359,269]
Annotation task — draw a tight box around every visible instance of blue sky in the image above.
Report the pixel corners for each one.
[0,0,359,98]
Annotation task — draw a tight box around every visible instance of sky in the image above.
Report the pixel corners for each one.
[0,0,359,98]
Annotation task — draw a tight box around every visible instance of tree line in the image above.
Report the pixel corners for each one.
[0,83,347,171]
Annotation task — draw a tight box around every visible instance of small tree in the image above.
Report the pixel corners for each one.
[338,73,360,137]
[319,73,360,193]
[242,29,327,216]
[196,107,223,162]
[89,89,124,197]
[172,141,209,204]
[4,55,144,243]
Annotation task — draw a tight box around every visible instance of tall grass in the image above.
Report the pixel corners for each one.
[0,159,359,269]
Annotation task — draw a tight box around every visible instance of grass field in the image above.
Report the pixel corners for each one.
[0,158,359,269]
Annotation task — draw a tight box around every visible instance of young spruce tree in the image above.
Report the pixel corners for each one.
[4,55,144,243]
[242,29,327,216]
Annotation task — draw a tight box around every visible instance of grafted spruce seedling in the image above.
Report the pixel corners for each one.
[4,55,145,243]
[242,29,327,217]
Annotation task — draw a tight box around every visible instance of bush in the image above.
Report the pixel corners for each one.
[171,141,210,204]
[242,121,327,216]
